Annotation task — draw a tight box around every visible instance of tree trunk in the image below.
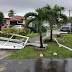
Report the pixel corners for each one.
[49,27,53,41]
[39,31,43,48]
[70,23,72,33]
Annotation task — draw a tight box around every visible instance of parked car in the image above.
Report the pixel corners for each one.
[60,23,72,32]
[12,25,23,29]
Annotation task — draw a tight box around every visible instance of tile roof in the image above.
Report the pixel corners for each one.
[5,16,24,21]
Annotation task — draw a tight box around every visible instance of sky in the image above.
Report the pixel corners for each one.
[0,0,72,17]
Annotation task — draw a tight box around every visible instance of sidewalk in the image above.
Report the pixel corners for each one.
[0,50,15,60]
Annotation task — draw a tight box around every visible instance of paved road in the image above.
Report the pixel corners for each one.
[29,30,61,43]
[0,59,72,72]
[29,33,46,43]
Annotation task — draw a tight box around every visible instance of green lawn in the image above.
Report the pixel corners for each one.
[57,34,72,48]
[8,42,72,59]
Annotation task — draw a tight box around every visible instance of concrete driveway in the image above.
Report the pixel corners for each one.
[0,50,17,60]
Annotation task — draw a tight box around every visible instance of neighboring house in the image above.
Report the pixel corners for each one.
[4,16,25,29]
[0,16,34,30]
[0,24,7,30]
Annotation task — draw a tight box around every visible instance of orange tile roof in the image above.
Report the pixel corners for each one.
[5,16,24,21]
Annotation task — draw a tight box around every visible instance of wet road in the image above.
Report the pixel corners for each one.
[0,58,72,72]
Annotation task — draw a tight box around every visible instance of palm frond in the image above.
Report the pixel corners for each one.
[24,12,37,19]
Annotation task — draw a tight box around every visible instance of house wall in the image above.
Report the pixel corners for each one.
[29,22,32,27]
[5,19,10,28]
[4,17,26,29]
[23,19,25,24]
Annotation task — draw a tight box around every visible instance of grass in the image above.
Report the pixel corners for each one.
[8,46,41,59]
[8,42,72,59]
[43,42,72,58]
[57,34,72,48]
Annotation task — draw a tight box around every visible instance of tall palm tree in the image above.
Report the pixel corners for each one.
[24,8,45,48]
[42,5,67,41]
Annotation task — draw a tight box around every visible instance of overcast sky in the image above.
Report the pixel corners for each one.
[0,0,72,17]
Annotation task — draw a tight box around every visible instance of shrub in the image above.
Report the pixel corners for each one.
[2,28,30,36]
[43,37,56,43]
[43,37,49,43]
[56,34,62,38]
[2,28,16,33]
[0,28,31,39]
[0,32,12,38]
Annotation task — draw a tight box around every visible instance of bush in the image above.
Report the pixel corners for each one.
[0,32,11,38]
[44,38,49,43]
[43,37,49,43]
[2,28,16,33]
[0,28,31,39]
[41,26,47,33]
[43,37,56,43]
[56,34,62,38]
[2,28,30,36]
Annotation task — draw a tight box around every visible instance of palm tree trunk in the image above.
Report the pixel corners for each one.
[49,26,53,41]
[39,30,43,48]
[70,23,72,33]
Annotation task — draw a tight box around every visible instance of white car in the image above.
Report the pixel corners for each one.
[60,23,72,32]
[12,25,23,29]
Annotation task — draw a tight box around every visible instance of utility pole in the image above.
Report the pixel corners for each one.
[69,9,71,17]
[68,9,72,33]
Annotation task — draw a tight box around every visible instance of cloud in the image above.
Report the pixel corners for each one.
[0,0,72,9]
[0,0,72,16]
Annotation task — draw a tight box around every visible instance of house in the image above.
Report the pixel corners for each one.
[0,15,35,31]
[0,23,7,30]
[4,16,25,28]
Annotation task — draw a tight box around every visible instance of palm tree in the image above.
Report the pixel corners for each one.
[0,11,4,24]
[42,5,67,41]
[24,8,45,48]
[8,10,15,17]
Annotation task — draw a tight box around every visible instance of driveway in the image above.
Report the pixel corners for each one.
[0,50,10,60]
[0,50,17,60]
[29,33,46,43]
